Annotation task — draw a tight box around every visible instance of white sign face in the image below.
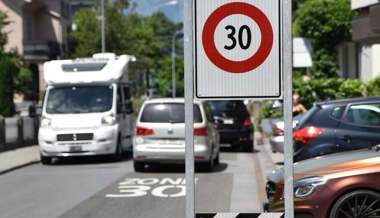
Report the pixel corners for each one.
[195,0,281,99]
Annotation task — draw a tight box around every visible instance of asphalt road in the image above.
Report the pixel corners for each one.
[0,146,276,218]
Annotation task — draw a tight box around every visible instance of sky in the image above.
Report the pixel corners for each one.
[130,0,183,22]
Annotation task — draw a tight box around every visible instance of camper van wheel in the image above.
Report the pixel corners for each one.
[40,155,52,165]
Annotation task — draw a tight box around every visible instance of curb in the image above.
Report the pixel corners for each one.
[0,145,40,175]
[0,159,40,176]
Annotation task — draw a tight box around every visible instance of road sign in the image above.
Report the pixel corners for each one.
[195,0,281,99]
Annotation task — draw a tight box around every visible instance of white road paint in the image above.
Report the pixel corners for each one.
[106,177,199,198]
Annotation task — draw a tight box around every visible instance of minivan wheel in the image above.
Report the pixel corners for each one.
[330,190,380,218]
[134,161,145,172]
[40,154,52,165]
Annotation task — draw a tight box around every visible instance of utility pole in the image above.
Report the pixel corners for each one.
[101,0,106,52]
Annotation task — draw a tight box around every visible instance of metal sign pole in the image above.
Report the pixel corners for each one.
[184,0,195,218]
[283,0,294,218]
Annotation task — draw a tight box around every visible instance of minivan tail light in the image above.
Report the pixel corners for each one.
[293,126,322,144]
[194,127,208,136]
[243,118,252,128]
[136,126,154,136]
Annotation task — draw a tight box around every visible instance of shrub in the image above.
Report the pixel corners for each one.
[0,54,17,117]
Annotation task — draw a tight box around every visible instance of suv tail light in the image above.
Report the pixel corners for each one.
[194,127,208,136]
[136,126,154,136]
[272,124,284,136]
[293,126,322,144]
[243,118,252,128]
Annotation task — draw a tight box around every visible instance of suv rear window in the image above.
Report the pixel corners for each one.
[140,103,203,123]
[208,101,248,116]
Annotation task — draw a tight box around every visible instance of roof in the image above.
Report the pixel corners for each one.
[44,53,135,85]
[317,96,380,107]
[143,98,201,104]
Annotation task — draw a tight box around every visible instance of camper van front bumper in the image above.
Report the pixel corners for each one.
[38,126,119,157]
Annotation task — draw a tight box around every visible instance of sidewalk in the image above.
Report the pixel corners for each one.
[0,146,40,175]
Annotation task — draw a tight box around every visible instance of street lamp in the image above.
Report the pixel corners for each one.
[172,30,182,98]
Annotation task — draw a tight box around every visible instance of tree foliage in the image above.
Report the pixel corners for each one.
[365,77,380,97]
[0,54,16,116]
[0,11,9,52]
[293,0,354,78]
[68,2,180,96]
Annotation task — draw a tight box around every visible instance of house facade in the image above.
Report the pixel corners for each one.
[340,0,380,82]
[0,0,94,97]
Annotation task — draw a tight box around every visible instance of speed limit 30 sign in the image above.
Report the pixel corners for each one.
[195,0,281,99]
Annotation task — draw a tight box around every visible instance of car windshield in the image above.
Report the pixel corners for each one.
[140,103,202,123]
[45,85,113,114]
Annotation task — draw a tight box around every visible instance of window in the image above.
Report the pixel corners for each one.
[46,85,113,114]
[345,104,380,126]
[330,106,345,120]
[140,103,203,123]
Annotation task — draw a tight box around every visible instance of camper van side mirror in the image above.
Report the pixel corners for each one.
[125,101,134,114]
[29,105,42,118]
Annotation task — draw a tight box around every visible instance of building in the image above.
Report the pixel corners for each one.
[339,0,380,82]
[0,0,94,97]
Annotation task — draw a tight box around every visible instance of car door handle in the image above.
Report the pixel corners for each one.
[339,135,352,143]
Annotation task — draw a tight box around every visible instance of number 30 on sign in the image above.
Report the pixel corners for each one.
[195,0,282,99]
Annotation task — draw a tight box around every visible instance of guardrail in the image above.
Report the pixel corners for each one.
[0,115,39,152]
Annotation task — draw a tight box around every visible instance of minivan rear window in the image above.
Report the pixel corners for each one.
[140,103,203,123]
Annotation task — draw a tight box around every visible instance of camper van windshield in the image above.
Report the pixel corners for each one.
[46,85,113,114]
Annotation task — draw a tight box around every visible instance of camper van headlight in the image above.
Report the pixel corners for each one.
[102,114,116,126]
[41,116,52,127]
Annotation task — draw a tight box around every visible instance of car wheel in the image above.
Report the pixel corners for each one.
[40,154,52,165]
[134,161,145,172]
[242,142,253,153]
[330,190,380,218]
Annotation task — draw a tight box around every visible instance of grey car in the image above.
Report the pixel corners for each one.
[133,98,220,172]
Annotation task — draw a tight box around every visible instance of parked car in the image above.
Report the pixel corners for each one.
[133,98,220,172]
[265,147,380,218]
[270,113,304,153]
[293,97,380,162]
[206,101,254,152]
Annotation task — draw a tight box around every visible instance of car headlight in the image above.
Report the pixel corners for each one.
[102,114,116,126]
[41,116,51,127]
[294,176,327,198]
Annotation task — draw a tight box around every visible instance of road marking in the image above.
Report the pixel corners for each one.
[105,177,198,198]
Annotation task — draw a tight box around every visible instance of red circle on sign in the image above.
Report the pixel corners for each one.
[202,2,274,73]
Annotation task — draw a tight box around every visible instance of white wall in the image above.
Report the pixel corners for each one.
[352,0,380,10]
[372,44,380,79]
[359,44,373,82]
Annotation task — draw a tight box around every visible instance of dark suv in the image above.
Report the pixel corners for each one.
[206,101,254,152]
[294,97,380,162]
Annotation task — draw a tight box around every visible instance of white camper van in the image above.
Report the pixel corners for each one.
[38,53,135,164]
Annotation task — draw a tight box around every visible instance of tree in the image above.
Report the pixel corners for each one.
[0,55,16,116]
[293,0,354,78]
[0,11,9,51]
[69,2,179,97]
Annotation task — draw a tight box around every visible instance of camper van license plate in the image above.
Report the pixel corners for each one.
[70,146,82,152]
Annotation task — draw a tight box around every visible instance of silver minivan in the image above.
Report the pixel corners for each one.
[133,98,220,172]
